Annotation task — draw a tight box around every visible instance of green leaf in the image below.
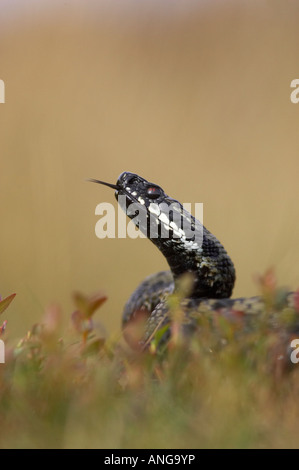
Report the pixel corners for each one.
[82,338,105,357]
[152,323,171,348]
[0,293,16,316]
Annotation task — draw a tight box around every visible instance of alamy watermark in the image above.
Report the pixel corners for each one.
[290,79,299,103]
[290,339,299,364]
[94,196,203,244]
[0,340,5,363]
[0,79,5,103]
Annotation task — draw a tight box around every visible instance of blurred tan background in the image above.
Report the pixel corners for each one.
[1,0,299,339]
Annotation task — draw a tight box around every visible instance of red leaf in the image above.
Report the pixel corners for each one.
[294,289,299,313]
[73,291,107,319]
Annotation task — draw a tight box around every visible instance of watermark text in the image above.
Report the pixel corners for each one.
[290,338,299,364]
[290,79,299,103]
[0,339,5,363]
[0,79,5,103]
[94,197,203,244]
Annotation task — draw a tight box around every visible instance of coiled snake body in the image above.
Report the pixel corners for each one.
[90,172,298,356]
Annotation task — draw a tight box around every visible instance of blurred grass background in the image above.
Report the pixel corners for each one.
[1,0,299,340]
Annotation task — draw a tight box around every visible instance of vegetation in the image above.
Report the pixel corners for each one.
[1,271,299,449]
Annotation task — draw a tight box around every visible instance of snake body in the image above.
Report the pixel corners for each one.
[90,172,298,355]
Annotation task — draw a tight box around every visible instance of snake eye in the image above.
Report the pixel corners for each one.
[146,186,161,199]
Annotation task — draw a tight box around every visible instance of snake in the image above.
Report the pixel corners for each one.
[89,171,298,358]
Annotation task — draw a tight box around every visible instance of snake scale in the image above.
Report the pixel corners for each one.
[90,171,298,358]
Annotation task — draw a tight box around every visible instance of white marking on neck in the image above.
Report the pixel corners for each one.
[158,213,170,225]
[149,203,160,216]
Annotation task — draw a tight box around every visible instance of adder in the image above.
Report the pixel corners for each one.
[89,171,298,355]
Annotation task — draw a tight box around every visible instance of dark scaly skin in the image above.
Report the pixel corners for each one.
[90,172,298,354]
[122,271,174,326]
[142,291,297,346]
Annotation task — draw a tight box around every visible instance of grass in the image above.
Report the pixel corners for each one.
[1,271,299,449]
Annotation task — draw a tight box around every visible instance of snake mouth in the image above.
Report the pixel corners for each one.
[88,176,142,207]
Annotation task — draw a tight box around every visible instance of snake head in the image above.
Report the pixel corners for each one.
[113,171,201,245]
[115,171,165,205]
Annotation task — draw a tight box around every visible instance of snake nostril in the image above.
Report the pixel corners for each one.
[127,176,137,186]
